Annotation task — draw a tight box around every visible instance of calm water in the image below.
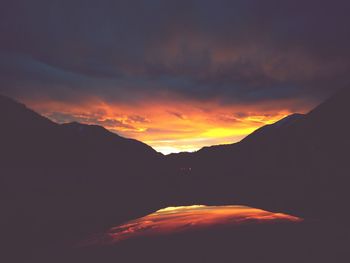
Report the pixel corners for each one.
[86,205,302,245]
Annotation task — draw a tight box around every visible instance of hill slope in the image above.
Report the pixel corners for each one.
[1,89,349,262]
[167,88,350,217]
[0,95,166,253]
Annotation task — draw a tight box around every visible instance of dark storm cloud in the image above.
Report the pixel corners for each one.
[1,0,350,104]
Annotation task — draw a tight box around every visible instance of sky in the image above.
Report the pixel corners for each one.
[1,0,349,153]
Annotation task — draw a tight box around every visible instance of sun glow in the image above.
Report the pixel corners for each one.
[24,97,306,154]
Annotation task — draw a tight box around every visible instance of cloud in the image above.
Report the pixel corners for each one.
[167,111,186,120]
[1,0,349,106]
[27,97,297,153]
[46,111,137,130]
[1,0,349,152]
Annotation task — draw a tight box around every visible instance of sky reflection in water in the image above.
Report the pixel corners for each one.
[95,205,302,244]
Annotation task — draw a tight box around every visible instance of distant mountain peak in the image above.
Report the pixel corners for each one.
[0,94,160,156]
[273,113,305,128]
[0,94,26,109]
[62,121,109,133]
[0,94,57,129]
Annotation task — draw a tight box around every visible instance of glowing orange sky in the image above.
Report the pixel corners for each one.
[85,205,302,244]
[25,97,310,154]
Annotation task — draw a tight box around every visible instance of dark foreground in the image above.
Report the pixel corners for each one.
[6,220,348,263]
[1,89,350,263]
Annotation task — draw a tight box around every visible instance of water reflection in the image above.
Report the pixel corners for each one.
[97,205,302,244]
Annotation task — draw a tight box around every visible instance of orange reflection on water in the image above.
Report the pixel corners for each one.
[101,205,302,243]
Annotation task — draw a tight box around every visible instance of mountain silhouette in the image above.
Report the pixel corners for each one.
[0,95,167,261]
[1,89,350,262]
[167,88,350,218]
[0,94,163,195]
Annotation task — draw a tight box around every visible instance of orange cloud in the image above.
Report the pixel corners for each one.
[24,97,309,154]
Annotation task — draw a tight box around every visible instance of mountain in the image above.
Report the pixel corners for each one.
[167,88,350,218]
[1,89,350,262]
[0,94,164,193]
[0,95,167,259]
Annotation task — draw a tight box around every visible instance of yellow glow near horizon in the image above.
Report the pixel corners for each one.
[24,97,307,154]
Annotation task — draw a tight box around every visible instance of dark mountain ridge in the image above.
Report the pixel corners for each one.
[169,88,349,174]
[166,88,350,219]
[1,88,350,262]
[0,95,167,258]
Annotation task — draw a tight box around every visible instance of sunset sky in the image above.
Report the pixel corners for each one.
[1,1,349,153]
